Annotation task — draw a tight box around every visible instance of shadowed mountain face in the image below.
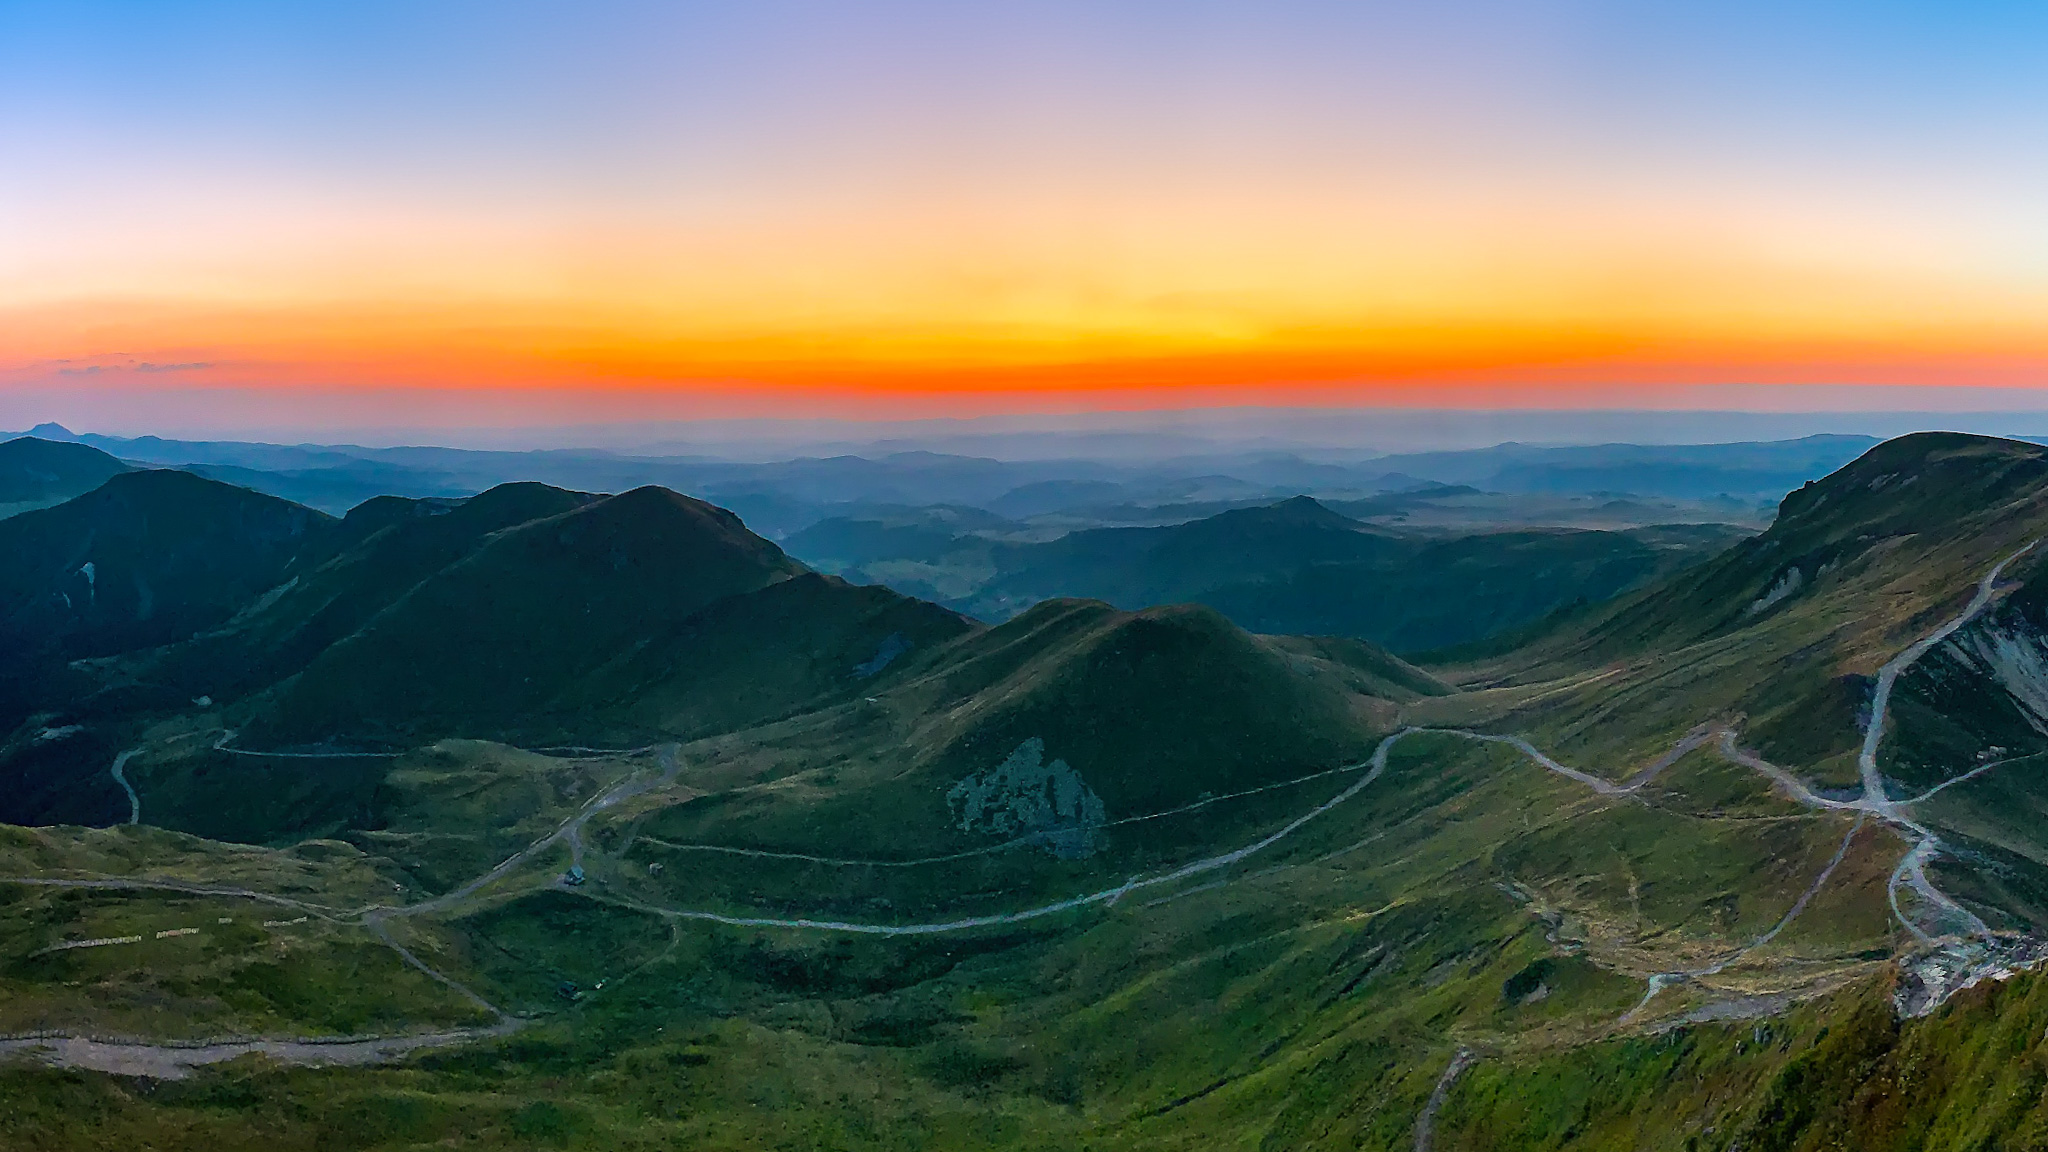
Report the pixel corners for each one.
[0,469,338,817]
[0,436,131,515]
[242,485,810,747]
[557,571,974,742]
[133,482,602,704]
[0,469,332,670]
[0,470,1442,845]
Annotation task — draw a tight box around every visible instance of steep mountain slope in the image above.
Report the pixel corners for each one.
[1432,436,2048,765]
[244,486,808,747]
[560,571,974,742]
[138,482,599,702]
[0,469,332,671]
[0,436,130,517]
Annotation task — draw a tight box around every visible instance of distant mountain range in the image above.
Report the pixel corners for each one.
[790,492,1752,652]
[5,424,1876,534]
[0,434,132,516]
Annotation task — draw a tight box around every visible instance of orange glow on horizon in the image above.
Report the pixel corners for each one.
[13,5,2048,426]
[9,169,2048,416]
[10,294,2048,415]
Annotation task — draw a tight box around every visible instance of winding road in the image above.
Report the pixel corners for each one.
[1855,543,2037,940]
[0,745,684,1077]
[7,542,2037,1076]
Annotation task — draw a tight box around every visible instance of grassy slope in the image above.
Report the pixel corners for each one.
[135,482,599,703]
[0,724,1915,1150]
[245,486,806,747]
[12,435,2048,1149]
[569,572,974,743]
[608,600,1407,874]
[1422,434,2048,786]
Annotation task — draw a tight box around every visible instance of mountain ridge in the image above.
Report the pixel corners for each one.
[13,431,2048,1152]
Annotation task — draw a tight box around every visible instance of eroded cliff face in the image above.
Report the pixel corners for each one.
[1883,595,2048,793]
[1947,623,2048,733]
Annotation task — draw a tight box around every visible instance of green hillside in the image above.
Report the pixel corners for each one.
[138,482,599,703]
[0,469,333,668]
[1204,525,1717,653]
[563,571,974,741]
[788,493,1747,652]
[243,485,806,747]
[626,600,1408,868]
[13,434,2048,1150]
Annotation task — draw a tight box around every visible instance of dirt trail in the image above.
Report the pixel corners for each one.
[108,749,141,825]
[1413,1048,1477,1152]
[1853,543,2037,940]
[567,721,1799,937]
[375,744,678,920]
[0,746,686,1078]
[583,740,1402,935]
[0,876,362,918]
[0,1020,521,1081]
[1859,542,2037,814]
[12,549,2036,1072]
[637,760,1374,869]
[211,731,396,759]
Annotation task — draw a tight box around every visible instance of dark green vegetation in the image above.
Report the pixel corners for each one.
[790,494,1750,651]
[0,468,329,673]
[0,437,130,518]
[12,432,2048,1149]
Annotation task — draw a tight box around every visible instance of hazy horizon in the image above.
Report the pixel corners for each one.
[12,403,2048,460]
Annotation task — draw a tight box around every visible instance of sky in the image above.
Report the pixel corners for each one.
[5,1,2048,433]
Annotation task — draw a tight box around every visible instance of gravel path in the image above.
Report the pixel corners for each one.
[108,749,141,825]
[1413,1047,1477,1152]
[0,1020,522,1080]
[12,548,2036,1073]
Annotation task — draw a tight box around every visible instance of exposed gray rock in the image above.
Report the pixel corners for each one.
[947,737,1106,859]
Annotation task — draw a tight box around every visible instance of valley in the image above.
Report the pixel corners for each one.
[6,432,2048,1149]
